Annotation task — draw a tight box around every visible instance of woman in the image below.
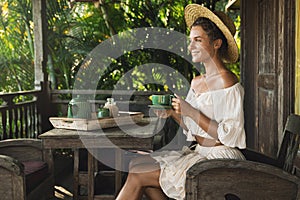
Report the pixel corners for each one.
[116,4,246,200]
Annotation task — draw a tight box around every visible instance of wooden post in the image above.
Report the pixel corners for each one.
[32,0,48,90]
[32,0,54,133]
[88,150,95,200]
[73,149,79,200]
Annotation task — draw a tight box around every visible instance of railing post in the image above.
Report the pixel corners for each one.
[37,81,54,134]
[0,96,14,139]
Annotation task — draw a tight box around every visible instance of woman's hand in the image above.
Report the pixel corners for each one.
[152,109,173,118]
[172,94,194,117]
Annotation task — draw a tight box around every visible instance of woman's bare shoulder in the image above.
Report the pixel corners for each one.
[190,74,210,94]
[205,70,238,91]
[221,71,239,88]
[191,74,205,86]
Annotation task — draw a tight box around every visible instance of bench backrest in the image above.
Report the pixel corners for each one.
[277,114,300,173]
[241,114,300,174]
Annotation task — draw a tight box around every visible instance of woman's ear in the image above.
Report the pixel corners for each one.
[213,39,222,49]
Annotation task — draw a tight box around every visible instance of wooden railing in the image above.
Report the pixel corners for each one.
[0,90,166,140]
[0,90,42,140]
[50,89,170,117]
[0,87,170,140]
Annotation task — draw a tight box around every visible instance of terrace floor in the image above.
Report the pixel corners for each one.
[49,150,119,200]
[50,154,74,200]
[48,154,155,200]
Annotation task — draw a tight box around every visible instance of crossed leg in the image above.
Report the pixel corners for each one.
[116,155,168,200]
[144,187,168,200]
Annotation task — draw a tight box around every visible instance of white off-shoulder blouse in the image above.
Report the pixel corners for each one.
[183,82,246,148]
[151,83,246,200]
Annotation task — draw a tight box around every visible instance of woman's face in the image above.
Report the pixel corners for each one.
[188,25,216,63]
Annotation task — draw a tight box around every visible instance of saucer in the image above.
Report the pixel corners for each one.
[148,105,172,110]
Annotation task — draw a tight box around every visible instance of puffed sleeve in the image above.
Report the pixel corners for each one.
[182,88,197,141]
[212,84,246,149]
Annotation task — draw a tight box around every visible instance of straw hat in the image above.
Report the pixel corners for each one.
[184,4,238,63]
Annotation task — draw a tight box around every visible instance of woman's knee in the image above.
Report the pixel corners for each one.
[128,155,157,171]
[126,171,142,185]
[126,169,160,188]
[128,157,140,170]
[129,162,160,174]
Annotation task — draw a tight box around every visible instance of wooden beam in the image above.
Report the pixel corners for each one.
[32,0,48,89]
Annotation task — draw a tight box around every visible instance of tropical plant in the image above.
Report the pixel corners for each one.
[0,0,34,92]
[0,0,241,93]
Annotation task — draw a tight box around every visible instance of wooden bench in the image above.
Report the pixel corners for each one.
[185,114,300,199]
[0,139,54,200]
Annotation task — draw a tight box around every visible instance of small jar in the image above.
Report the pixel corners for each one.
[97,107,110,118]
[104,98,119,117]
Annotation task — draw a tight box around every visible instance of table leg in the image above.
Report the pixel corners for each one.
[115,148,122,195]
[43,148,54,175]
[42,148,55,197]
[73,148,79,200]
[88,150,95,200]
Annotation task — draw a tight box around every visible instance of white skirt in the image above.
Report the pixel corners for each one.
[150,145,245,200]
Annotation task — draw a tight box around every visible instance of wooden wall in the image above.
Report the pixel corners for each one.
[241,0,295,156]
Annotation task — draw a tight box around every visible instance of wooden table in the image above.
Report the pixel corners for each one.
[39,118,157,200]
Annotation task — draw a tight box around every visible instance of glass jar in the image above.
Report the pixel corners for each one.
[104,98,119,117]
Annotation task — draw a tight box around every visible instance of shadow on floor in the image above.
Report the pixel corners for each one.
[47,153,158,200]
[48,151,119,200]
[48,153,74,200]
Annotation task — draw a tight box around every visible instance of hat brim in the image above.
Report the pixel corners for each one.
[184,4,239,63]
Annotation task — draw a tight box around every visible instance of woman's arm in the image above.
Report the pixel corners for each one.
[172,96,219,140]
[170,110,188,131]
[153,109,188,131]
[172,73,240,140]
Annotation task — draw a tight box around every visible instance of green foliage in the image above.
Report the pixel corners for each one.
[95,0,196,91]
[0,0,34,92]
[0,0,241,93]
[216,0,241,78]
[46,0,109,90]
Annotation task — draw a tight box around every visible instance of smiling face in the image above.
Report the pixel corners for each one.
[188,25,218,63]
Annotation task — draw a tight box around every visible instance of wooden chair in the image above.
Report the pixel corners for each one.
[0,139,54,200]
[185,114,300,200]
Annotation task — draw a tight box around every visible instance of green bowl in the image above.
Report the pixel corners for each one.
[97,108,110,118]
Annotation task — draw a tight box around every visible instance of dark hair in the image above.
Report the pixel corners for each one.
[191,17,228,59]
